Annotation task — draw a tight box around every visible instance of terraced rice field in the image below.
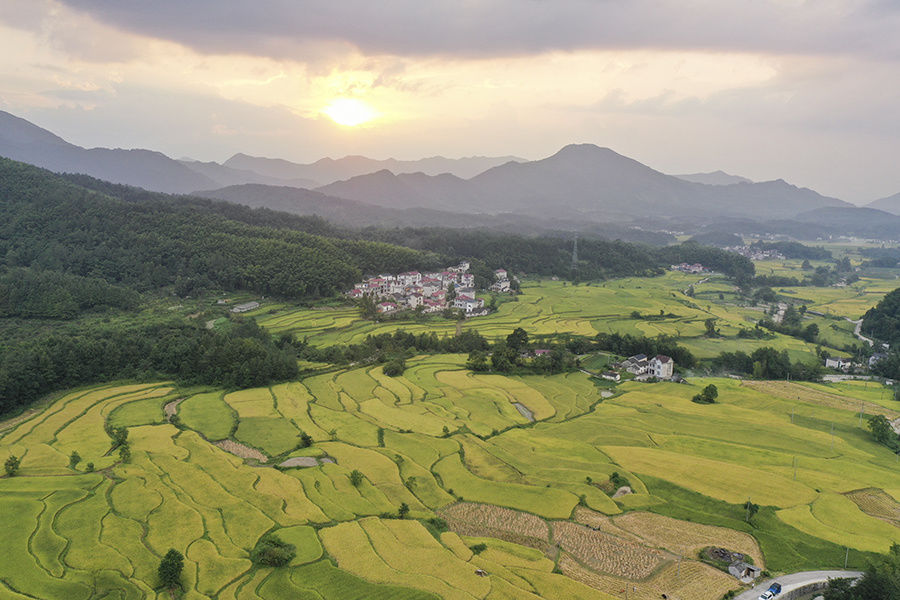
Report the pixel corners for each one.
[255,273,898,362]
[846,488,900,527]
[2,347,900,598]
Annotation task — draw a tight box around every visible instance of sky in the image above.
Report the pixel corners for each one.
[1,0,899,203]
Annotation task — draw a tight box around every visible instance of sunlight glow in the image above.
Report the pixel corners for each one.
[322,98,378,127]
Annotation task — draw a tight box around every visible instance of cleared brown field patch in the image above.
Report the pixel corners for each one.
[741,380,900,419]
[846,488,900,528]
[572,507,646,544]
[214,440,267,463]
[613,511,764,567]
[559,554,738,600]
[439,502,551,553]
[551,521,666,580]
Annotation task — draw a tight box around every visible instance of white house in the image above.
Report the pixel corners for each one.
[624,354,649,375]
[453,297,485,313]
[825,356,851,371]
[456,286,477,299]
[376,302,399,313]
[649,355,674,379]
[491,279,511,293]
[398,271,422,285]
[495,269,508,280]
[407,293,424,309]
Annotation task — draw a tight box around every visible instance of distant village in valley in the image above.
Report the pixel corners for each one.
[348,262,512,317]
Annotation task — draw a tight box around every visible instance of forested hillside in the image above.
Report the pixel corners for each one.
[0,159,436,299]
[365,229,754,281]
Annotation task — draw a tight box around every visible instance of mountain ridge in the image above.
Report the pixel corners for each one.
[319,143,849,222]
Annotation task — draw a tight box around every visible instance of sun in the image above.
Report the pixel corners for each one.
[322,98,378,127]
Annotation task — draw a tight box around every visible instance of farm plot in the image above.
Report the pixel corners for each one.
[558,553,736,600]
[440,502,551,551]
[551,521,667,579]
[612,511,764,566]
[846,488,900,527]
[777,492,900,553]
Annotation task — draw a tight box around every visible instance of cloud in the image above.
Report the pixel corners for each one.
[49,0,900,62]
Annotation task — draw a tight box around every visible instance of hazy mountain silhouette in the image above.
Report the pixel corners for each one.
[178,159,319,189]
[224,153,523,186]
[674,170,753,185]
[867,192,900,215]
[0,110,217,194]
[319,144,848,222]
[194,183,675,243]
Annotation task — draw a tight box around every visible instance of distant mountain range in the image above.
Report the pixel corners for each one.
[0,111,217,194]
[1,109,894,238]
[673,170,753,186]
[0,110,520,193]
[223,153,523,187]
[867,192,900,215]
[318,144,849,222]
[195,183,675,244]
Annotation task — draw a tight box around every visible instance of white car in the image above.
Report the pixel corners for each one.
[758,593,775,600]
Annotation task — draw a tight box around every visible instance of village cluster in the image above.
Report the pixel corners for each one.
[348,262,512,316]
[725,245,786,261]
[669,262,709,274]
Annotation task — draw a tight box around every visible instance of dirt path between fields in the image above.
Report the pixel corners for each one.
[164,398,185,420]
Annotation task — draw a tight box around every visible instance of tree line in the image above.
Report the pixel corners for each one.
[0,319,298,416]
[0,267,139,319]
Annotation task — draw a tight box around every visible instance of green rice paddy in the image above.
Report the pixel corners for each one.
[255,269,897,361]
[2,261,899,598]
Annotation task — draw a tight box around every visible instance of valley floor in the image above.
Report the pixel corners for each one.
[2,356,899,599]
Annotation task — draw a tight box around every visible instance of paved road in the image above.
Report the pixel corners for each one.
[846,317,874,347]
[734,570,863,600]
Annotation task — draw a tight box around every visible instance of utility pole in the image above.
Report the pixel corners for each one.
[845,547,850,569]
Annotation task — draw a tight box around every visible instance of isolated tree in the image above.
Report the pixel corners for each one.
[704,318,718,337]
[250,534,296,567]
[506,327,529,352]
[157,549,184,590]
[69,451,82,470]
[85,462,95,473]
[349,469,364,487]
[868,415,900,450]
[692,384,719,404]
[4,455,21,477]
[801,259,812,270]
[782,305,801,327]
[744,500,759,523]
[398,502,410,519]
[109,426,128,450]
[383,358,406,376]
[802,323,820,342]
[298,431,313,448]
